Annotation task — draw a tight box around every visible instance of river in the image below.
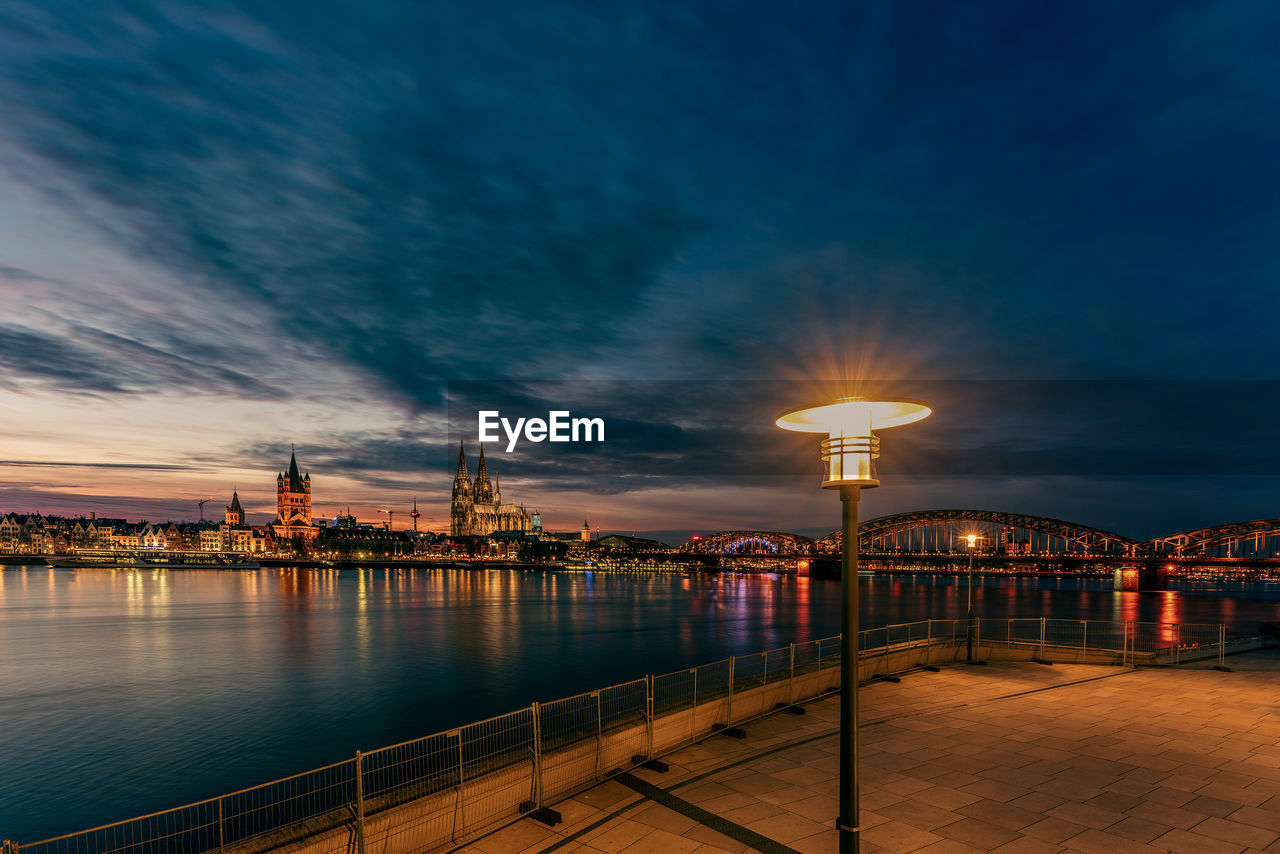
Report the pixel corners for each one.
[1,565,1277,842]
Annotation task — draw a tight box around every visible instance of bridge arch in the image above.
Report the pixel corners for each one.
[1142,518,1280,556]
[817,509,1137,555]
[684,530,816,555]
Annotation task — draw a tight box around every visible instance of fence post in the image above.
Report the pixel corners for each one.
[690,667,698,743]
[1082,620,1088,655]
[1039,617,1046,660]
[454,730,465,839]
[1219,623,1227,669]
[788,643,796,706]
[532,702,544,809]
[1125,621,1133,667]
[594,691,603,780]
[646,675,655,760]
[354,751,367,854]
[218,796,226,854]
[761,653,768,718]
[727,656,736,726]
[1175,623,1181,665]
[882,626,890,676]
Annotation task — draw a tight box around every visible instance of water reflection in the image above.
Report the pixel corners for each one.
[0,567,1278,844]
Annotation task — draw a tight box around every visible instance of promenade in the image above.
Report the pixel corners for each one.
[456,651,1280,854]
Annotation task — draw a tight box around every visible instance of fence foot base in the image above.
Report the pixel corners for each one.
[873,674,901,683]
[775,703,806,715]
[966,660,988,666]
[639,759,670,772]
[1031,658,1054,665]
[922,665,941,672]
[1213,665,1233,672]
[711,724,747,739]
[525,807,561,826]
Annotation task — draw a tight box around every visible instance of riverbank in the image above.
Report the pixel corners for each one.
[462,649,1280,854]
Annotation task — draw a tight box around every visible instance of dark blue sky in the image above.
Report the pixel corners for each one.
[0,1,1277,539]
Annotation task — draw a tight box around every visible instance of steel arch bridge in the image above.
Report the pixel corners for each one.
[683,530,816,555]
[1141,518,1280,556]
[817,509,1137,555]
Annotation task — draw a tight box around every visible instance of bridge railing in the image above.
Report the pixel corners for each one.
[7,618,1271,854]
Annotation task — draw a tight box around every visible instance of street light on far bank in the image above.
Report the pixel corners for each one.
[962,532,987,664]
[776,396,930,854]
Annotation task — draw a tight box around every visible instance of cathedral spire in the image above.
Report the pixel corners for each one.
[474,445,494,504]
[455,441,469,480]
[287,446,303,490]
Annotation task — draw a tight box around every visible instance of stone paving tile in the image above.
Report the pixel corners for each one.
[1060,827,1165,854]
[1150,827,1250,854]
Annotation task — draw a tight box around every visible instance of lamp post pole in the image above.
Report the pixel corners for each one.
[776,396,931,854]
[967,544,975,662]
[840,484,861,854]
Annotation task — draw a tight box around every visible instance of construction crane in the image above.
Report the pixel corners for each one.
[197,497,213,521]
[377,508,394,531]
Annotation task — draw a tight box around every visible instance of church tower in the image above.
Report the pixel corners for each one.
[225,489,244,526]
[276,447,312,526]
[451,441,473,536]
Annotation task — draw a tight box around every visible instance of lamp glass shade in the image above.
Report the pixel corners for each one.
[775,398,932,434]
[776,397,931,489]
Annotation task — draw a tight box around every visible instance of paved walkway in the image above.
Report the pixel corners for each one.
[456,650,1280,854]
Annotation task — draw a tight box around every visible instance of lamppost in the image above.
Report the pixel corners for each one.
[777,396,931,854]
[963,533,984,663]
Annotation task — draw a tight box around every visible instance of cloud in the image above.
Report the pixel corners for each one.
[0,2,1277,531]
[0,460,194,470]
[0,321,275,396]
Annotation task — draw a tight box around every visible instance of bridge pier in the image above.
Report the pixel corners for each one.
[1114,563,1169,591]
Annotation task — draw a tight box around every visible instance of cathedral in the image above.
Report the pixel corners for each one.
[273,448,319,547]
[451,442,535,536]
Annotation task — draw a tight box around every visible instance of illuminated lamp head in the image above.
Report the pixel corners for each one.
[776,397,931,489]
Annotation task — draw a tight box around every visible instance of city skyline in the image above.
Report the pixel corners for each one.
[2,3,1279,540]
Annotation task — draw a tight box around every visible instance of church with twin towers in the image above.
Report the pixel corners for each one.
[450,442,536,536]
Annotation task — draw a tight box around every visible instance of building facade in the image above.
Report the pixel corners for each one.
[272,449,319,549]
[450,443,534,536]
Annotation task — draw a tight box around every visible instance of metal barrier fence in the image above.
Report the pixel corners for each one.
[7,618,1269,854]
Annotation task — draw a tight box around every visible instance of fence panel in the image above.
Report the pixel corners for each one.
[219,760,358,854]
[13,798,227,854]
[457,708,535,839]
[361,729,462,852]
[691,657,731,732]
[731,651,767,723]
[599,679,649,772]
[816,635,842,692]
[538,691,602,804]
[761,646,793,711]
[651,668,696,753]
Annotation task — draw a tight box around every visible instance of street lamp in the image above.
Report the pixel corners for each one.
[963,533,985,663]
[777,396,930,854]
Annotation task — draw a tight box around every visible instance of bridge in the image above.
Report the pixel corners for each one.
[684,510,1280,561]
[683,530,816,555]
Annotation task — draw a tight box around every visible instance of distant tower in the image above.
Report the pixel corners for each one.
[225,489,244,527]
[473,446,494,504]
[451,441,473,536]
[581,520,591,542]
[276,446,312,526]
[410,496,421,532]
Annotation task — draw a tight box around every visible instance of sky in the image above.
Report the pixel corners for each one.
[0,1,1277,542]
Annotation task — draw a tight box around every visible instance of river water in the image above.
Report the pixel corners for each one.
[1,566,1278,841]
